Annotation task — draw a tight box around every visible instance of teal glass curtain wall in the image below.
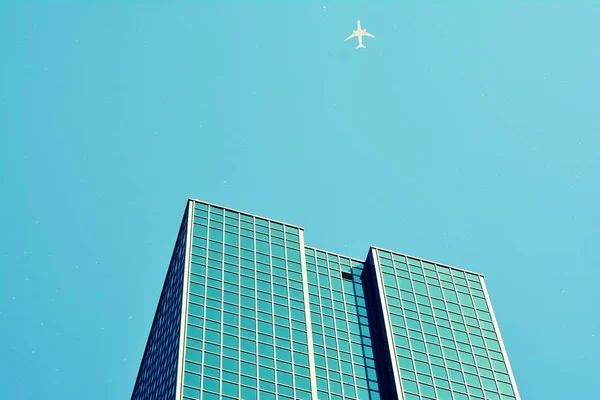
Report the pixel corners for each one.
[131,199,520,400]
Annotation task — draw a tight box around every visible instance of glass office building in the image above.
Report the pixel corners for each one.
[132,199,520,400]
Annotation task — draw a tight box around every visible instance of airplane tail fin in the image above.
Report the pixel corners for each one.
[356,44,366,49]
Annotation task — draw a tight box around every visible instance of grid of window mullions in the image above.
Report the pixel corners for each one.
[477,280,516,398]
[232,211,242,398]
[334,257,361,400]
[432,262,481,400]
[380,255,448,398]
[308,252,378,400]
[378,251,513,400]
[270,220,310,398]
[421,261,465,400]
[448,272,503,400]
[185,205,309,400]
[406,255,452,399]
[319,256,339,398]
[319,255,354,399]
[380,253,433,399]
[448,271,513,398]
[339,257,374,399]
[196,209,216,397]
[466,276,513,399]
[311,256,332,398]
[456,271,511,398]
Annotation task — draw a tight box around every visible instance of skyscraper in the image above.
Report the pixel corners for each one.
[131,199,520,400]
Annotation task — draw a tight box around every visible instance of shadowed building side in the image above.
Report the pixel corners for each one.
[362,249,401,400]
[304,247,382,400]
[131,205,190,400]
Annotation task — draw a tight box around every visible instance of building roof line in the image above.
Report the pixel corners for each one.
[304,245,364,263]
[188,198,304,230]
[188,199,484,277]
[371,246,485,277]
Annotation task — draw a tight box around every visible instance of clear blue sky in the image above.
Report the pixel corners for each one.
[1,2,598,399]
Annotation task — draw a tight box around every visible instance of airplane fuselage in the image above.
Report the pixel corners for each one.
[353,21,367,37]
[345,20,375,49]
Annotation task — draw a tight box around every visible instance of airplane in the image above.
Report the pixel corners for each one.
[345,20,375,49]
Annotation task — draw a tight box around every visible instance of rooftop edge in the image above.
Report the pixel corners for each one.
[371,246,485,278]
[188,198,486,278]
[189,198,304,230]
[304,245,365,263]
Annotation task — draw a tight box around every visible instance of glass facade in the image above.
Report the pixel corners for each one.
[181,202,312,400]
[370,248,518,400]
[305,247,380,400]
[132,199,520,400]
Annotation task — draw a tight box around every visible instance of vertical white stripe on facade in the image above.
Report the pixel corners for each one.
[299,230,319,400]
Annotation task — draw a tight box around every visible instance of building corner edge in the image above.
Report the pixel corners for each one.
[479,276,521,400]
[175,200,194,400]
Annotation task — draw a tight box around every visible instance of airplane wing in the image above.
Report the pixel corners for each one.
[364,32,376,38]
[345,33,357,41]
